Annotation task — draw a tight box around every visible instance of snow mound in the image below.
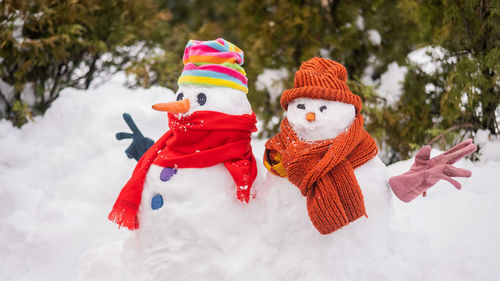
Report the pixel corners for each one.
[0,73,173,280]
[0,72,499,281]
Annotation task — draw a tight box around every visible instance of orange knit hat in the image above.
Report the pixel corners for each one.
[280,57,362,113]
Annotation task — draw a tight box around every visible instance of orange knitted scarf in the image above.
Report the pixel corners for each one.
[264,114,378,234]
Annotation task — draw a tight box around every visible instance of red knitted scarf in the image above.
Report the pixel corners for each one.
[109,111,258,230]
[264,115,378,234]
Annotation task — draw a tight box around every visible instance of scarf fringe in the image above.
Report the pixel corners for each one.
[108,200,139,230]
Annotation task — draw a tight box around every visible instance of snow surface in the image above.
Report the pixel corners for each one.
[1,72,499,281]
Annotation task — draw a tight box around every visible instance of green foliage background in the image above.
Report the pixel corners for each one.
[1,0,499,162]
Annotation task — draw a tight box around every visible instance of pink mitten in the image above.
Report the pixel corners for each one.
[389,139,477,202]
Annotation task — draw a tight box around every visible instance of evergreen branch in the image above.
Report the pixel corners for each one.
[328,0,341,25]
[49,64,63,99]
[84,53,100,89]
[0,88,12,113]
[429,123,475,145]
[42,92,62,113]
[452,0,475,51]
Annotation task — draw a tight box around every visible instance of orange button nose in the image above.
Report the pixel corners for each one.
[305,112,315,122]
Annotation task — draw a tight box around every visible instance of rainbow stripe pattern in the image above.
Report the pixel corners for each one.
[178,38,248,93]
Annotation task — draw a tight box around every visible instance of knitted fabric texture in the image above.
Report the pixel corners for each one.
[265,57,378,234]
[265,117,378,234]
[178,38,248,93]
[280,57,362,112]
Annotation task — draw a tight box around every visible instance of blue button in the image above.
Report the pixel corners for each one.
[151,194,164,210]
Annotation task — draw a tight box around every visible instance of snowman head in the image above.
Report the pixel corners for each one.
[286,98,355,141]
[153,38,252,116]
[281,57,362,142]
[169,84,252,116]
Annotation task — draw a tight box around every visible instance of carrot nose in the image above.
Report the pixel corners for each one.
[305,112,315,122]
[152,99,190,113]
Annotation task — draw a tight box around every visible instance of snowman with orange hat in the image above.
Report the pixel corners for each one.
[252,57,477,279]
[264,57,476,235]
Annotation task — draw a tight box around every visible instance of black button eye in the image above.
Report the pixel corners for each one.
[297,104,305,110]
[176,93,184,101]
[197,93,206,106]
[320,105,327,112]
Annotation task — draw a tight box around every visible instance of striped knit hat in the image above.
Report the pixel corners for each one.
[280,57,362,113]
[178,38,248,93]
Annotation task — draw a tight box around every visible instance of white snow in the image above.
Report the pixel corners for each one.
[255,68,289,102]
[407,46,457,74]
[0,73,172,281]
[475,129,490,146]
[355,15,365,30]
[362,61,407,107]
[474,129,500,162]
[377,62,408,106]
[363,46,460,108]
[0,72,499,281]
[367,30,382,45]
[389,148,500,280]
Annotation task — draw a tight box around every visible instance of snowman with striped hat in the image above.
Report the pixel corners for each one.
[108,39,266,279]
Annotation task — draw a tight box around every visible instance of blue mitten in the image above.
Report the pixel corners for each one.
[116,113,154,161]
